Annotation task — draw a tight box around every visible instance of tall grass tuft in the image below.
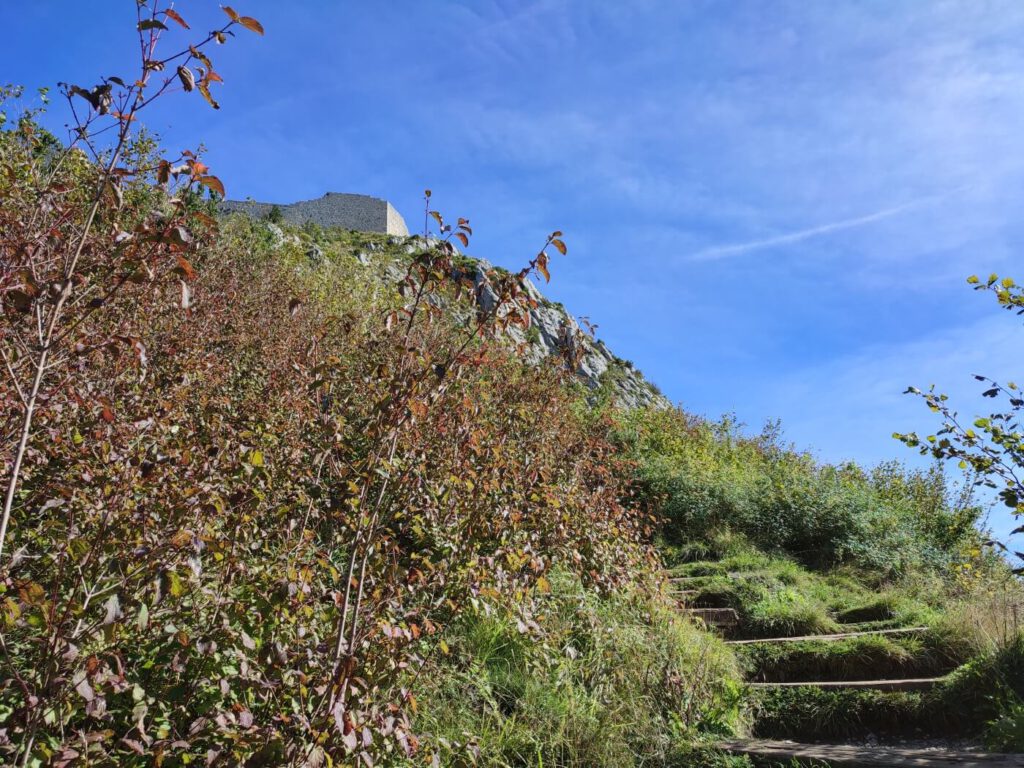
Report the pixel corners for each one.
[411,571,747,767]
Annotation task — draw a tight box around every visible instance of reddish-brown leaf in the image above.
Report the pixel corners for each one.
[199,176,225,197]
[455,232,469,247]
[189,45,212,69]
[238,16,264,35]
[551,238,567,255]
[221,5,240,21]
[164,9,190,29]
[536,252,550,282]
[192,211,218,230]
[176,254,196,279]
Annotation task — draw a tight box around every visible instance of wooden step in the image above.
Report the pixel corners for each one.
[686,607,739,627]
[750,677,945,692]
[668,570,751,583]
[721,738,1024,766]
[727,627,929,645]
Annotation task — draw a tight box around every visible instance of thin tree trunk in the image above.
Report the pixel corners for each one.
[0,189,106,562]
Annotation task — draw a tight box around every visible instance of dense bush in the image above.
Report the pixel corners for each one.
[939,633,1024,749]
[0,113,651,764]
[617,408,984,575]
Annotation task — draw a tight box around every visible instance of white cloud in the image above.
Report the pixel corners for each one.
[687,193,956,261]
[759,312,1021,466]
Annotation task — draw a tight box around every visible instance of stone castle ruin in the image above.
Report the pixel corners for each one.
[219,192,409,236]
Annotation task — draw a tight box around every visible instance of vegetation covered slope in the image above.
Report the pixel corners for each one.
[2,99,1023,768]
[617,406,1024,755]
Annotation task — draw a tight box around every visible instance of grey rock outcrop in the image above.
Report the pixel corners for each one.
[467,258,669,410]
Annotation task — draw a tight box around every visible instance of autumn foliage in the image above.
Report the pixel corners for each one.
[0,6,651,765]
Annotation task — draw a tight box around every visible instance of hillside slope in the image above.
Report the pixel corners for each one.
[254,218,670,410]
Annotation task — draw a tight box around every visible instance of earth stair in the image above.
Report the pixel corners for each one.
[667,559,1023,767]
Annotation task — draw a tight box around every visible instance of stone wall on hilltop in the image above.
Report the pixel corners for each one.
[220,192,409,236]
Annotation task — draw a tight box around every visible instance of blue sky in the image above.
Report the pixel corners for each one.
[5,1,1024,544]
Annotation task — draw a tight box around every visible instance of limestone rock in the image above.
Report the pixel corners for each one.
[466,259,669,409]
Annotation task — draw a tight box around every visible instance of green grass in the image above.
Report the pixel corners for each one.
[750,686,932,741]
[986,702,1024,752]
[747,635,1024,744]
[668,536,952,643]
[412,571,748,767]
[737,633,962,683]
[621,407,988,577]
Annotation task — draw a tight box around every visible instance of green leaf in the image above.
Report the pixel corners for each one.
[167,572,184,598]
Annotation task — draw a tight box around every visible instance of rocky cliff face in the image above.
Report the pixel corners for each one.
[266,224,670,410]
[466,257,670,410]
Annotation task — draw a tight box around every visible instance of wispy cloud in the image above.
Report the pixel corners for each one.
[689,190,963,262]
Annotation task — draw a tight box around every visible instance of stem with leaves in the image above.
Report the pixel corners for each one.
[0,2,261,567]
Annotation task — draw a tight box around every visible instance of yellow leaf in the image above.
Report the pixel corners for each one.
[168,571,184,597]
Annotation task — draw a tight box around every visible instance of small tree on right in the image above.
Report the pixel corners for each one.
[895,274,1024,571]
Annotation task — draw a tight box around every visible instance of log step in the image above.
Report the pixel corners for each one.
[668,571,751,583]
[686,607,740,626]
[727,627,929,645]
[750,677,945,692]
[720,738,1024,766]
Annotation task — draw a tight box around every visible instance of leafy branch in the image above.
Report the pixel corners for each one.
[896,273,1024,570]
